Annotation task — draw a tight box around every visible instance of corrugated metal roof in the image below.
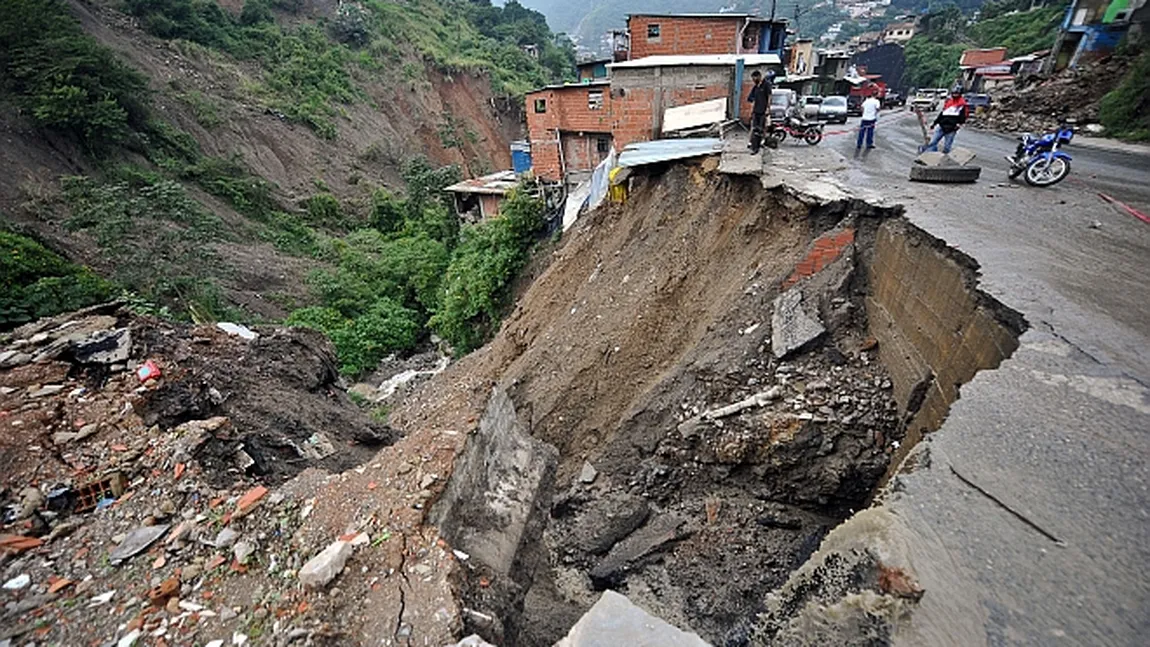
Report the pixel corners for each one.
[618,138,724,168]
[609,54,782,69]
[444,171,519,196]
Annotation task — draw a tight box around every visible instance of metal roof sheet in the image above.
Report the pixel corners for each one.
[444,170,519,196]
[609,54,782,69]
[617,138,724,168]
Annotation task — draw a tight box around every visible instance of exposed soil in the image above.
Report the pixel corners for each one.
[391,162,908,646]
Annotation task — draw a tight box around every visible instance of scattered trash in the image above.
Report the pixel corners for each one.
[216,322,259,340]
[88,590,116,607]
[136,359,162,383]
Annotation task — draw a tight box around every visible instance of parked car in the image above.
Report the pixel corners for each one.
[965,93,992,110]
[847,95,863,116]
[770,89,798,121]
[910,90,939,111]
[818,95,849,123]
[883,91,906,108]
[799,95,849,123]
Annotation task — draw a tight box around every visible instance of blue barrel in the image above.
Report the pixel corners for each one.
[511,141,532,174]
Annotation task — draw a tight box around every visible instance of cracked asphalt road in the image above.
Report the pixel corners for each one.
[804,110,1150,646]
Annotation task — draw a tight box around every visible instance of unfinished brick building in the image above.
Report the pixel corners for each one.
[625,13,789,60]
[525,81,614,183]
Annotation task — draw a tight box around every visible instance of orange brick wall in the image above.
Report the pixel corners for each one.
[480,194,503,219]
[783,228,856,288]
[562,133,611,174]
[526,85,612,181]
[628,16,742,59]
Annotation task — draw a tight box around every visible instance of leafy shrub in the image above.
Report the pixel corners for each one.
[331,3,371,46]
[304,193,344,225]
[286,299,421,375]
[0,0,150,149]
[61,174,224,306]
[1099,52,1150,142]
[429,188,544,353]
[1,230,115,330]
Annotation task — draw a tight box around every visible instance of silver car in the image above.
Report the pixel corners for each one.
[800,95,848,124]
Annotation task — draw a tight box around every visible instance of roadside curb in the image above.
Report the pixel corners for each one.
[1071,137,1150,156]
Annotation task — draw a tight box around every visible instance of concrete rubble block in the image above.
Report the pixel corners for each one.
[431,387,558,577]
[555,590,711,647]
[298,540,353,589]
[771,288,826,359]
[72,328,131,364]
[445,636,496,647]
[590,513,690,586]
[578,461,598,484]
[913,152,955,167]
[945,147,977,166]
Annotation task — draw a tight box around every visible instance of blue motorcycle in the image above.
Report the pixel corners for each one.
[1006,123,1074,187]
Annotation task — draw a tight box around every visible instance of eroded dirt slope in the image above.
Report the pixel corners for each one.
[393,162,909,645]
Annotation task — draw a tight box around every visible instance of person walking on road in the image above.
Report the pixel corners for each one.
[920,86,969,154]
[856,95,881,152]
[746,70,775,154]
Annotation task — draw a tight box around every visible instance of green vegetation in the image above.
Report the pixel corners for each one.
[1099,51,1150,142]
[1,229,115,330]
[0,0,149,150]
[904,3,1066,89]
[286,159,545,372]
[430,187,545,353]
[967,5,1064,58]
[61,172,231,312]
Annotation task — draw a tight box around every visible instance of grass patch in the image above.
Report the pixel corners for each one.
[1099,51,1150,142]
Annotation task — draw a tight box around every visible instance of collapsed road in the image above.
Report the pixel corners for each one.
[1,138,1148,647]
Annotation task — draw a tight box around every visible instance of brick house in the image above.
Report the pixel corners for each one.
[525,81,614,183]
[625,13,789,60]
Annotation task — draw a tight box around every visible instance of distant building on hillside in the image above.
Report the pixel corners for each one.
[881,21,916,44]
[959,47,1009,91]
[444,171,520,222]
[1047,0,1149,72]
[576,58,612,82]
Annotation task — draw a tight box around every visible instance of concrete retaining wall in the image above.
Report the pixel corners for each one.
[864,219,1025,456]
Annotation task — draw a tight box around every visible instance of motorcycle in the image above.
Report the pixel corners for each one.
[767,117,824,146]
[1006,123,1074,187]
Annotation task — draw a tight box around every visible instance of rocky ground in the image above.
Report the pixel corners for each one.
[0,303,473,647]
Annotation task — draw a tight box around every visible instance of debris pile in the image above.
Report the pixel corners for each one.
[0,303,413,646]
[971,55,1133,134]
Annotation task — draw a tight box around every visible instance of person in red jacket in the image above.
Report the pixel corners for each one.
[920,86,969,154]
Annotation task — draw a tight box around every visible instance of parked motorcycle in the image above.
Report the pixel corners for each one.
[1006,123,1074,187]
[768,117,824,146]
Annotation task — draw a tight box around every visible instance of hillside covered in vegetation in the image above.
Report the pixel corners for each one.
[1,0,574,370]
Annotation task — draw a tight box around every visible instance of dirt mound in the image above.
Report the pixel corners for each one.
[971,54,1133,134]
[0,302,389,492]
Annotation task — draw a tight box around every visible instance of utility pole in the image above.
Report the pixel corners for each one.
[770,0,777,21]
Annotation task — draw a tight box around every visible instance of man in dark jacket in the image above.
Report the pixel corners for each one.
[920,86,969,154]
[747,70,776,153]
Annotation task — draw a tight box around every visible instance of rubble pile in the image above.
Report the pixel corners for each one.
[0,303,411,646]
[971,55,1133,135]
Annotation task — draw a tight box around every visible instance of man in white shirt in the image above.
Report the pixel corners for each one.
[856,95,882,151]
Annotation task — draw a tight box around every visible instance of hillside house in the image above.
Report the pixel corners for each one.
[959,48,1008,91]
[444,171,520,222]
[524,81,613,184]
[524,55,783,183]
[1047,0,1149,71]
[623,13,789,60]
[881,21,916,44]
[576,58,611,82]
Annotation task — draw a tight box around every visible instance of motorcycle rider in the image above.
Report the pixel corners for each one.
[746,70,777,153]
[921,86,969,154]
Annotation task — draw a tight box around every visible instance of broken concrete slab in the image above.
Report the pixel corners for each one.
[555,590,711,647]
[589,513,690,586]
[72,328,131,364]
[431,387,558,577]
[109,525,169,565]
[771,288,826,359]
